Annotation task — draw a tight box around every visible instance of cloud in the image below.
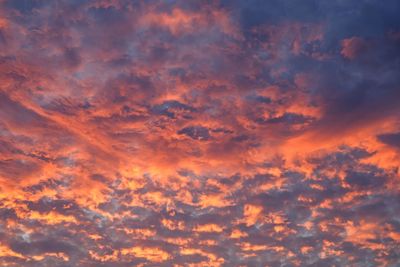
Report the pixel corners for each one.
[377,132,400,148]
[178,126,210,141]
[341,37,368,60]
[0,0,399,266]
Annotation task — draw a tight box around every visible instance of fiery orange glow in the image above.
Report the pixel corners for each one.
[0,0,400,266]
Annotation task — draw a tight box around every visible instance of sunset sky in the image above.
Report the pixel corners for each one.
[1,0,400,266]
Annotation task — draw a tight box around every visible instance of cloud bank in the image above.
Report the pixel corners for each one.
[0,0,400,266]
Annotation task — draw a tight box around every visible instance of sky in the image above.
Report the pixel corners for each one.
[0,0,400,266]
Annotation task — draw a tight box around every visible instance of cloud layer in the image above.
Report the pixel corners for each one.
[0,0,400,266]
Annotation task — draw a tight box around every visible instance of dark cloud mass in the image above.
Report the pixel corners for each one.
[0,0,400,266]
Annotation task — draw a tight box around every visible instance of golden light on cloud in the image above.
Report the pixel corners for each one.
[0,0,399,266]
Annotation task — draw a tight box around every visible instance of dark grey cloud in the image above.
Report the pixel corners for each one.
[178,126,210,141]
[378,132,400,148]
[0,0,399,266]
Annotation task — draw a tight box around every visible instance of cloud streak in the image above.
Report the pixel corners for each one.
[0,0,400,266]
